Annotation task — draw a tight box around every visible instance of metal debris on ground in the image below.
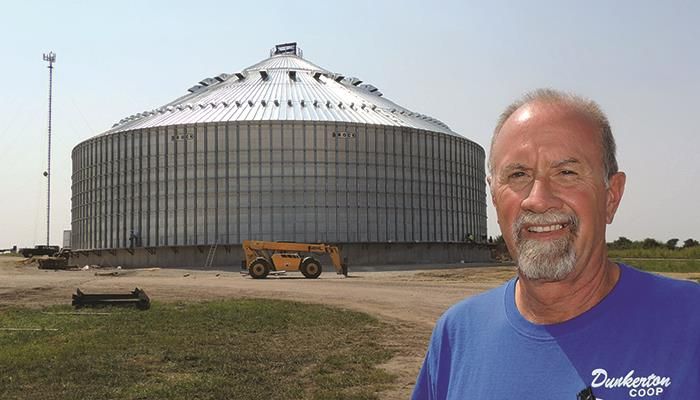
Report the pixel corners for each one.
[93,269,137,277]
[37,257,70,270]
[94,271,122,277]
[72,288,150,310]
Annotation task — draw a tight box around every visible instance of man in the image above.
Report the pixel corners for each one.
[412,89,700,399]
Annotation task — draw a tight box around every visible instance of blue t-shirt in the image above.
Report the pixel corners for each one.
[412,264,700,399]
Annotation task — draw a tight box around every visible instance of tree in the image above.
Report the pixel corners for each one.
[642,238,661,249]
[610,236,633,249]
[665,238,679,249]
[683,238,699,248]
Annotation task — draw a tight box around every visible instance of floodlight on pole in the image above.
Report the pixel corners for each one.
[43,51,56,246]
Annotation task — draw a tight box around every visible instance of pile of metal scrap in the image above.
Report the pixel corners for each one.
[37,257,70,270]
[72,287,150,310]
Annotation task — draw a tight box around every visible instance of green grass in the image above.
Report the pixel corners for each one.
[607,247,700,273]
[608,246,700,259]
[613,258,700,273]
[0,300,395,400]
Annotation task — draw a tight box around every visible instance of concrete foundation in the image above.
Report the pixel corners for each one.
[70,242,491,270]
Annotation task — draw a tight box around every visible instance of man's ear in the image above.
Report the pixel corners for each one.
[487,176,496,207]
[606,172,626,224]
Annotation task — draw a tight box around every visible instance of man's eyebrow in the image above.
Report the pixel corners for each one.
[551,158,580,168]
[502,163,530,172]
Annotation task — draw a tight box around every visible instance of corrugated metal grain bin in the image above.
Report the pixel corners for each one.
[70,43,488,267]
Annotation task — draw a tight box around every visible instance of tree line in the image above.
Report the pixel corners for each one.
[608,237,699,250]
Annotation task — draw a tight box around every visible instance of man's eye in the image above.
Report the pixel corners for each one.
[560,170,578,176]
[509,171,528,179]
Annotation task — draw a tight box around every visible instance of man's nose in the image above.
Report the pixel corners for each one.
[520,178,563,213]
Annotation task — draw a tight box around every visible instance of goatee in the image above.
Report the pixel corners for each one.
[512,211,579,281]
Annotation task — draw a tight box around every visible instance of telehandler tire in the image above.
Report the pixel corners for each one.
[249,260,271,279]
[300,258,322,279]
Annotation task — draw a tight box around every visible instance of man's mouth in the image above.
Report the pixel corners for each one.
[513,211,579,242]
[526,224,566,233]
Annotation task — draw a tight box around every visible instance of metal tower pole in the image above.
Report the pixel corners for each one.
[43,51,56,246]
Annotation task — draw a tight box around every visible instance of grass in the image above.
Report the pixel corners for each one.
[613,258,700,274]
[609,246,700,274]
[608,246,700,259]
[0,299,395,400]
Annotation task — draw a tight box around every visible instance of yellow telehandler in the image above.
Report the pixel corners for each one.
[242,240,348,279]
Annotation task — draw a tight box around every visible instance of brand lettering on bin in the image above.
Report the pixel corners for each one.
[171,133,195,141]
[332,132,356,138]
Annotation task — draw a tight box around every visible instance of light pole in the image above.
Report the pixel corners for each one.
[43,51,56,246]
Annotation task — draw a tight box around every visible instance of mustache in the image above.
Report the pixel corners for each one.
[512,211,579,240]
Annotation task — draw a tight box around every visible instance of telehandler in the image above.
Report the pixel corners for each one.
[242,240,348,279]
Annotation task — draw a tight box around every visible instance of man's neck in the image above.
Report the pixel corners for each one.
[514,258,620,324]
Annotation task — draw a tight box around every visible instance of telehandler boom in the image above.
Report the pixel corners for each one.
[242,240,348,279]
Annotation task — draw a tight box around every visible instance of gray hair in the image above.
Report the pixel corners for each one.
[488,89,618,181]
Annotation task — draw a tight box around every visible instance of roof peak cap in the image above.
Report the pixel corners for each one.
[269,42,303,58]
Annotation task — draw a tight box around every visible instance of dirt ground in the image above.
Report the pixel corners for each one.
[2,255,697,399]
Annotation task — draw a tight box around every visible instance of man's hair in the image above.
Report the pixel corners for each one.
[488,89,618,181]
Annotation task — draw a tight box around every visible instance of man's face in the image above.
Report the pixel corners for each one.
[489,102,625,281]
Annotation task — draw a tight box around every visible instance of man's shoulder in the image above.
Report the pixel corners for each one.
[622,263,700,297]
[438,280,511,328]
[620,263,700,314]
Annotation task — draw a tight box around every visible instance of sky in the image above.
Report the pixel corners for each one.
[0,0,698,249]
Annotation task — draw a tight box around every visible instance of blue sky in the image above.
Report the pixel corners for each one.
[1,0,698,248]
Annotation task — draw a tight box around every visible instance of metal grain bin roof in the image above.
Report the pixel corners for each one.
[105,43,456,136]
